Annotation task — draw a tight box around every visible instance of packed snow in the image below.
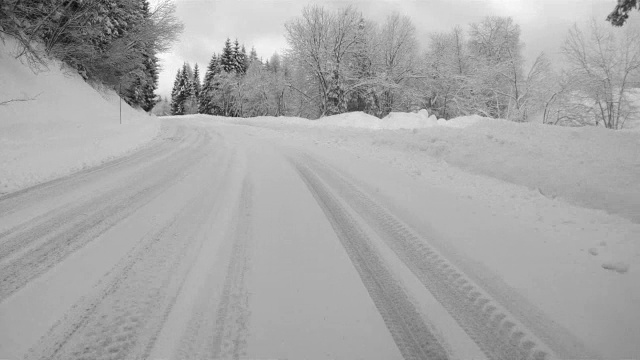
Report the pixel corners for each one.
[0,38,159,195]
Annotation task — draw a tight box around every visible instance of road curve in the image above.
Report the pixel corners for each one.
[0,119,594,360]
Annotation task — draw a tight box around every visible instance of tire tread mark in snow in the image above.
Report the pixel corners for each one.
[0,136,197,261]
[0,125,199,246]
[176,176,254,360]
[210,177,253,360]
[24,144,234,360]
[0,125,187,216]
[298,154,562,360]
[0,129,211,302]
[293,161,450,360]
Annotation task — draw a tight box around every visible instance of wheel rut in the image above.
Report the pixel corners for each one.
[23,144,235,360]
[0,128,212,302]
[293,159,451,360]
[175,176,254,360]
[292,152,595,360]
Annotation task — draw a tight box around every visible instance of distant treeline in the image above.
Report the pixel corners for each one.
[172,5,640,129]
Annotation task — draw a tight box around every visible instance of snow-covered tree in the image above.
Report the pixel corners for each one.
[152,96,172,116]
[220,38,235,73]
[170,68,185,115]
[285,5,363,117]
[468,16,524,119]
[232,40,247,74]
[561,19,640,129]
[0,0,182,110]
[423,26,473,119]
[249,47,260,65]
[171,63,195,115]
[200,54,222,114]
[376,12,419,115]
[189,63,201,113]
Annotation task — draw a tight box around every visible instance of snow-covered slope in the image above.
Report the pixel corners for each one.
[0,37,159,195]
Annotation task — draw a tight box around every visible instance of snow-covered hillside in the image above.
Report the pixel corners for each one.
[0,38,159,195]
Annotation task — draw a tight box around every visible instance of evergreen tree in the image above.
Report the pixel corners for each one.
[180,62,198,114]
[232,39,242,73]
[200,54,222,114]
[192,63,202,100]
[221,38,235,73]
[188,63,201,113]
[139,55,160,112]
[249,47,260,65]
[241,44,249,74]
[170,63,194,115]
[171,68,186,115]
[0,0,183,112]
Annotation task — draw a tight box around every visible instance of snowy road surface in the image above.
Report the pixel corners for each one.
[0,118,637,360]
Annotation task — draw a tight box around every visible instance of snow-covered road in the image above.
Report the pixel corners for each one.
[0,118,637,359]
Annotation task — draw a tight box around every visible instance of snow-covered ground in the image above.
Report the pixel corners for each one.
[2,34,640,359]
[0,38,159,195]
[222,112,640,223]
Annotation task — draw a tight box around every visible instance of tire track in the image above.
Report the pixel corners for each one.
[0,125,187,217]
[176,177,254,360]
[296,153,595,360]
[293,161,450,360]
[0,128,203,260]
[24,143,236,360]
[0,128,212,302]
[0,125,195,239]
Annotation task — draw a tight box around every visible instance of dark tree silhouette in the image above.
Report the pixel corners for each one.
[607,0,638,26]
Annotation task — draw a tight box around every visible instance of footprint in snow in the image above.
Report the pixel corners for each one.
[601,261,629,274]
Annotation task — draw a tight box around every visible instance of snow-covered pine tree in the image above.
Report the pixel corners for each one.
[232,39,243,73]
[240,45,249,74]
[171,67,185,115]
[200,54,222,114]
[180,62,198,114]
[249,47,260,65]
[125,0,160,112]
[138,54,160,112]
[191,63,202,113]
[221,38,235,73]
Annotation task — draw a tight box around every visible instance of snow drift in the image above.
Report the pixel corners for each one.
[316,109,487,130]
[207,111,640,223]
[0,37,159,195]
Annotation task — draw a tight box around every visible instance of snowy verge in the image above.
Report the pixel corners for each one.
[0,37,160,195]
[197,111,640,223]
[173,109,486,131]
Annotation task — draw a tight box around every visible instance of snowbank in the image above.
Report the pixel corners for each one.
[212,109,489,131]
[315,110,487,130]
[205,110,640,222]
[0,37,159,195]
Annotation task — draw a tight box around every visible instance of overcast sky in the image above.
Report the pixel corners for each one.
[156,0,617,98]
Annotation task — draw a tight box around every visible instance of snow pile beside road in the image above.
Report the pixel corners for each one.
[212,109,488,130]
[314,109,487,130]
[344,117,640,224]
[212,110,640,223]
[0,38,159,195]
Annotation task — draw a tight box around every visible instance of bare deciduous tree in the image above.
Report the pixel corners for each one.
[562,19,640,129]
[285,5,363,117]
[377,12,418,114]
